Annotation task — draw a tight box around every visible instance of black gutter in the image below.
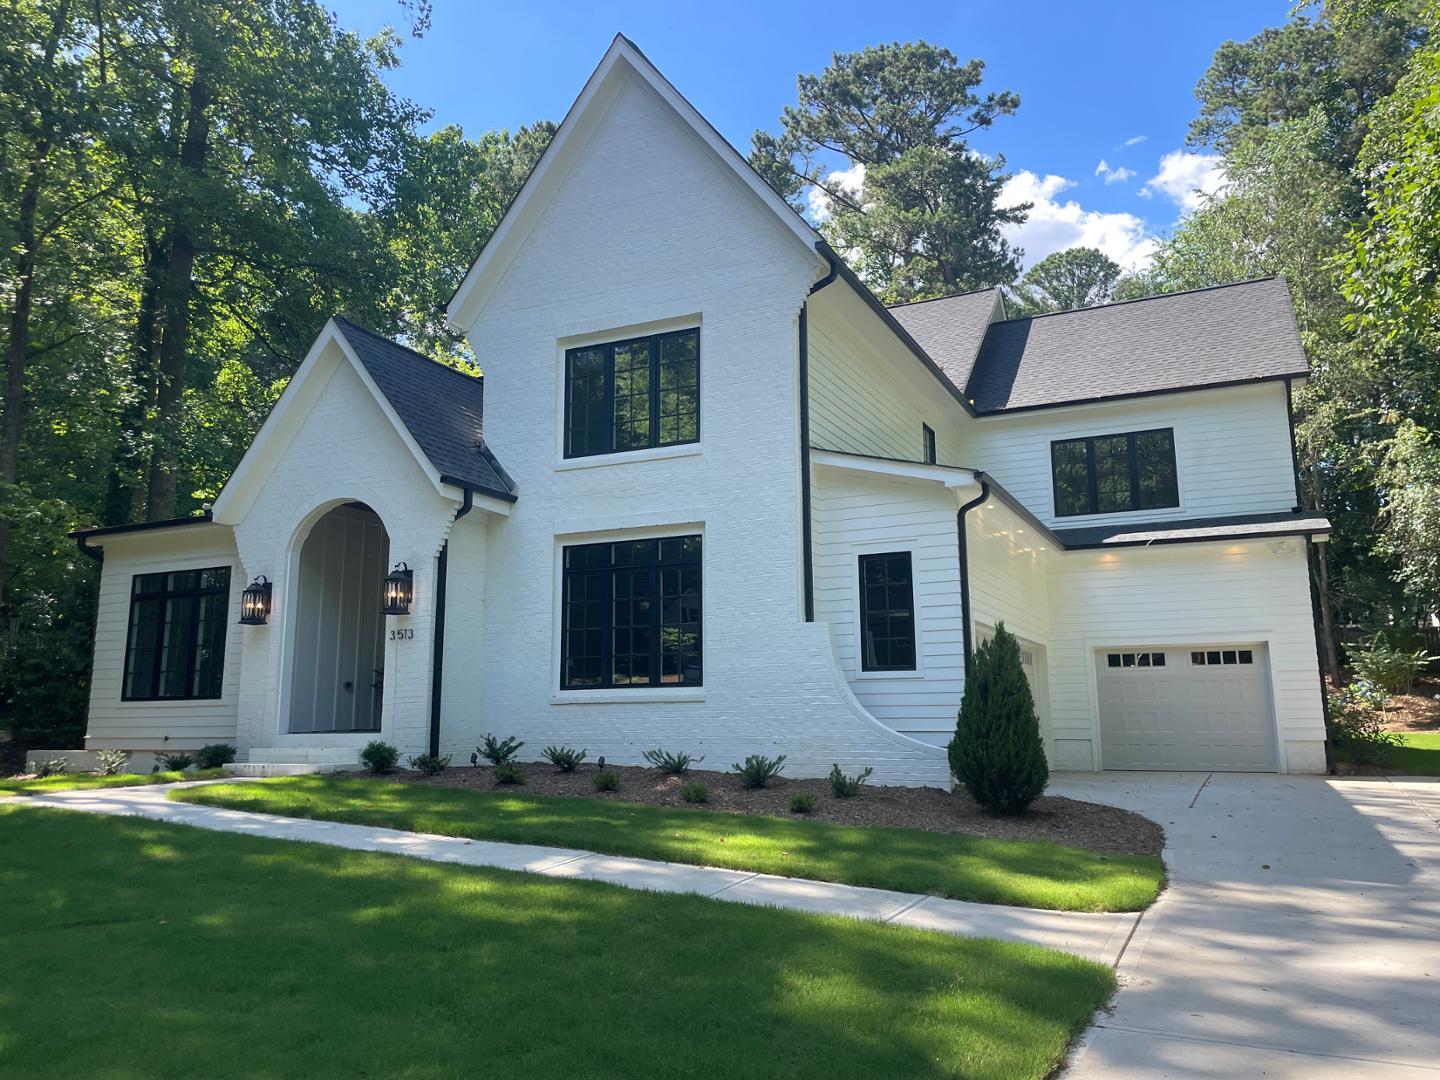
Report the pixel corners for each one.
[428,487,473,757]
[1284,376,1304,511]
[799,251,840,621]
[69,511,213,540]
[438,473,517,504]
[956,480,990,676]
[1059,525,1332,551]
[970,370,1310,419]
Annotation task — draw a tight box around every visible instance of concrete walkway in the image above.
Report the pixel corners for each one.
[1051,772,1440,1079]
[14,781,1139,965]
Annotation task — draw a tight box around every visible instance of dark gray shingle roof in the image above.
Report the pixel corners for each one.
[888,288,1002,393]
[962,278,1310,413]
[333,318,516,501]
[1053,510,1331,549]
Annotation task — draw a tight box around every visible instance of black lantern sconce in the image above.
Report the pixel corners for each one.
[382,562,413,616]
[239,576,273,625]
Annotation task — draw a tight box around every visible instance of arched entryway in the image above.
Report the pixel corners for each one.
[288,503,389,734]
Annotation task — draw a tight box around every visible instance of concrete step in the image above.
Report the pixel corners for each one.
[243,746,363,766]
[229,761,351,777]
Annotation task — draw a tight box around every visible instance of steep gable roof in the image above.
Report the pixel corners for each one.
[963,277,1310,414]
[888,288,1004,395]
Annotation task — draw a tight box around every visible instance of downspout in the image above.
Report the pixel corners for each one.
[799,250,839,621]
[956,480,990,676]
[1284,376,1303,511]
[1306,534,1336,774]
[74,533,103,564]
[428,487,473,757]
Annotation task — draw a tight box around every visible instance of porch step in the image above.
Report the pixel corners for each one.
[229,761,350,777]
[243,746,364,766]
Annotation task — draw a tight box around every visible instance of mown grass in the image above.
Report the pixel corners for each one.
[1389,732,1440,776]
[0,768,226,795]
[0,803,1114,1080]
[173,777,1165,912]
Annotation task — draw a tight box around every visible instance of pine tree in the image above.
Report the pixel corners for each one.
[948,622,1048,814]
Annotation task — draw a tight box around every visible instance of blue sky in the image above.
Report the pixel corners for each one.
[331,0,1298,270]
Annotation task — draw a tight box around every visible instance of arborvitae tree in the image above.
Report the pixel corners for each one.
[948,622,1048,814]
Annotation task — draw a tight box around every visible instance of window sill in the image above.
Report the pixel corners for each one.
[550,687,705,705]
[554,443,702,471]
[854,669,926,681]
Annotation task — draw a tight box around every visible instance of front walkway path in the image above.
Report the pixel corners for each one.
[14,781,1139,965]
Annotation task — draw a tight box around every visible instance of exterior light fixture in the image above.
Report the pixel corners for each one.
[382,562,414,616]
[239,576,272,625]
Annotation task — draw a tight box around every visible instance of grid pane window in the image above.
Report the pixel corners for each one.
[564,329,699,457]
[123,567,231,701]
[1050,428,1179,517]
[561,535,702,690]
[859,552,917,672]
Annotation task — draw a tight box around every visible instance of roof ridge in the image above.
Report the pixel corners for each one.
[886,286,999,310]
[332,316,483,384]
[986,276,1283,327]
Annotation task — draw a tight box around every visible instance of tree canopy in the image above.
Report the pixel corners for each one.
[1007,248,1122,316]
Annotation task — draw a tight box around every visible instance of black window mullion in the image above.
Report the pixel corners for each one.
[603,343,616,455]
[1085,437,1099,515]
[648,562,662,687]
[1127,434,1141,512]
[648,336,661,451]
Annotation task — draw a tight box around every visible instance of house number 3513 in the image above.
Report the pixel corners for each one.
[389,628,414,641]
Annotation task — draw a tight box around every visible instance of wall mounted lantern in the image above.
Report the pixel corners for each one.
[239,576,273,625]
[382,562,414,616]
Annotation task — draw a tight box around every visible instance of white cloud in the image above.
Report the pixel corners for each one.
[1094,159,1137,185]
[1122,134,1148,148]
[805,161,866,222]
[999,171,1157,271]
[1141,150,1227,211]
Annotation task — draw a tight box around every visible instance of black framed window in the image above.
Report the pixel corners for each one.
[1051,428,1178,517]
[922,424,937,465]
[859,551,916,672]
[123,567,231,701]
[561,535,702,689]
[564,328,699,458]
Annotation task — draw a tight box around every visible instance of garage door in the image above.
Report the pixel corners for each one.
[1096,645,1277,771]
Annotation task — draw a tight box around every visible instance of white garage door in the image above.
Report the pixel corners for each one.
[1096,645,1277,771]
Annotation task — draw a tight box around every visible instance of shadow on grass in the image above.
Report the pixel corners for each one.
[1,805,1112,1080]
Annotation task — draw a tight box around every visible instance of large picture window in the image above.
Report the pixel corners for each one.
[1051,428,1178,517]
[859,551,916,672]
[123,567,231,701]
[561,535,702,689]
[564,328,699,458]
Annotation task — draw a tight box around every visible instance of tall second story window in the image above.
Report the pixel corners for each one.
[564,328,699,458]
[1051,428,1179,517]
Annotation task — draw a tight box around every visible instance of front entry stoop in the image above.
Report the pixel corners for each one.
[231,746,363,776]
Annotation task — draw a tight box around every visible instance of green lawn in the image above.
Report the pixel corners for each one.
[0,768,226,795]
[172,777,1164,912]
[0,804,1113,1080]
[1389,732,1440,776]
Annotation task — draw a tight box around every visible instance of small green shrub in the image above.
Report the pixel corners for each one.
[732,753,786,789]
[493,761,525,785]
[592,769,620,792]
[408,753,452,776]
[156,752,194,772]
[477,733,524,766]
[95,749,130,776]
[195,743,236,769]
[541,745,587,772]
[828,764,873,798]
[680,782,708,803]
[32,756,69,778]
[642,748,701,774]
[1351,633,1436,694]
[789,792,817,814]
[1327,682,1401,765]
[361,740,400,774]
[948,622,1048,815]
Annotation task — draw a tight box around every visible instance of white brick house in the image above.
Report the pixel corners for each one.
[69,37,1331,783]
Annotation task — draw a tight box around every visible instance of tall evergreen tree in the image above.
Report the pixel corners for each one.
[949,623,1048,816]
[1008,247,1122,316]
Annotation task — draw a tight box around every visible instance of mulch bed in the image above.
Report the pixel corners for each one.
[1381,676,1440,732]
[341,762,1165,858]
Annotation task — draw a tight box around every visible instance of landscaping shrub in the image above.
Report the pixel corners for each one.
[948,622,1048,815]
[732,753,786,788]
[680,782,708,804]
[408,753,452,776]
[361,740,399,774]
[641,748,700,774]
[477,733,523,766]
[95,749,130,776]
[195,743,236,769]
[789,792,817,814]
[493,761,525,785]
[828,764,873,799]
[1351,633,1437,694]
[1327,681,1401,765]
[32,755,68,777]
[156,752,194,772]
[592,769,620,792]
[541,745,587,772]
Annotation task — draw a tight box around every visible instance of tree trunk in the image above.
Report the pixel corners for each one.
[0,0,72,601]
[143,71,211,521]
[103,235,164,525]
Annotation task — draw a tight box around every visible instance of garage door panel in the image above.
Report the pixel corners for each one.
[1097,646,1277,772]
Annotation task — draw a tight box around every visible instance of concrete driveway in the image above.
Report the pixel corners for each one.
[1051,771,1440,1078]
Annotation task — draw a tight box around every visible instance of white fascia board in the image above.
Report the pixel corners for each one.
[446,35,823,330]
[812,449,981,502]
